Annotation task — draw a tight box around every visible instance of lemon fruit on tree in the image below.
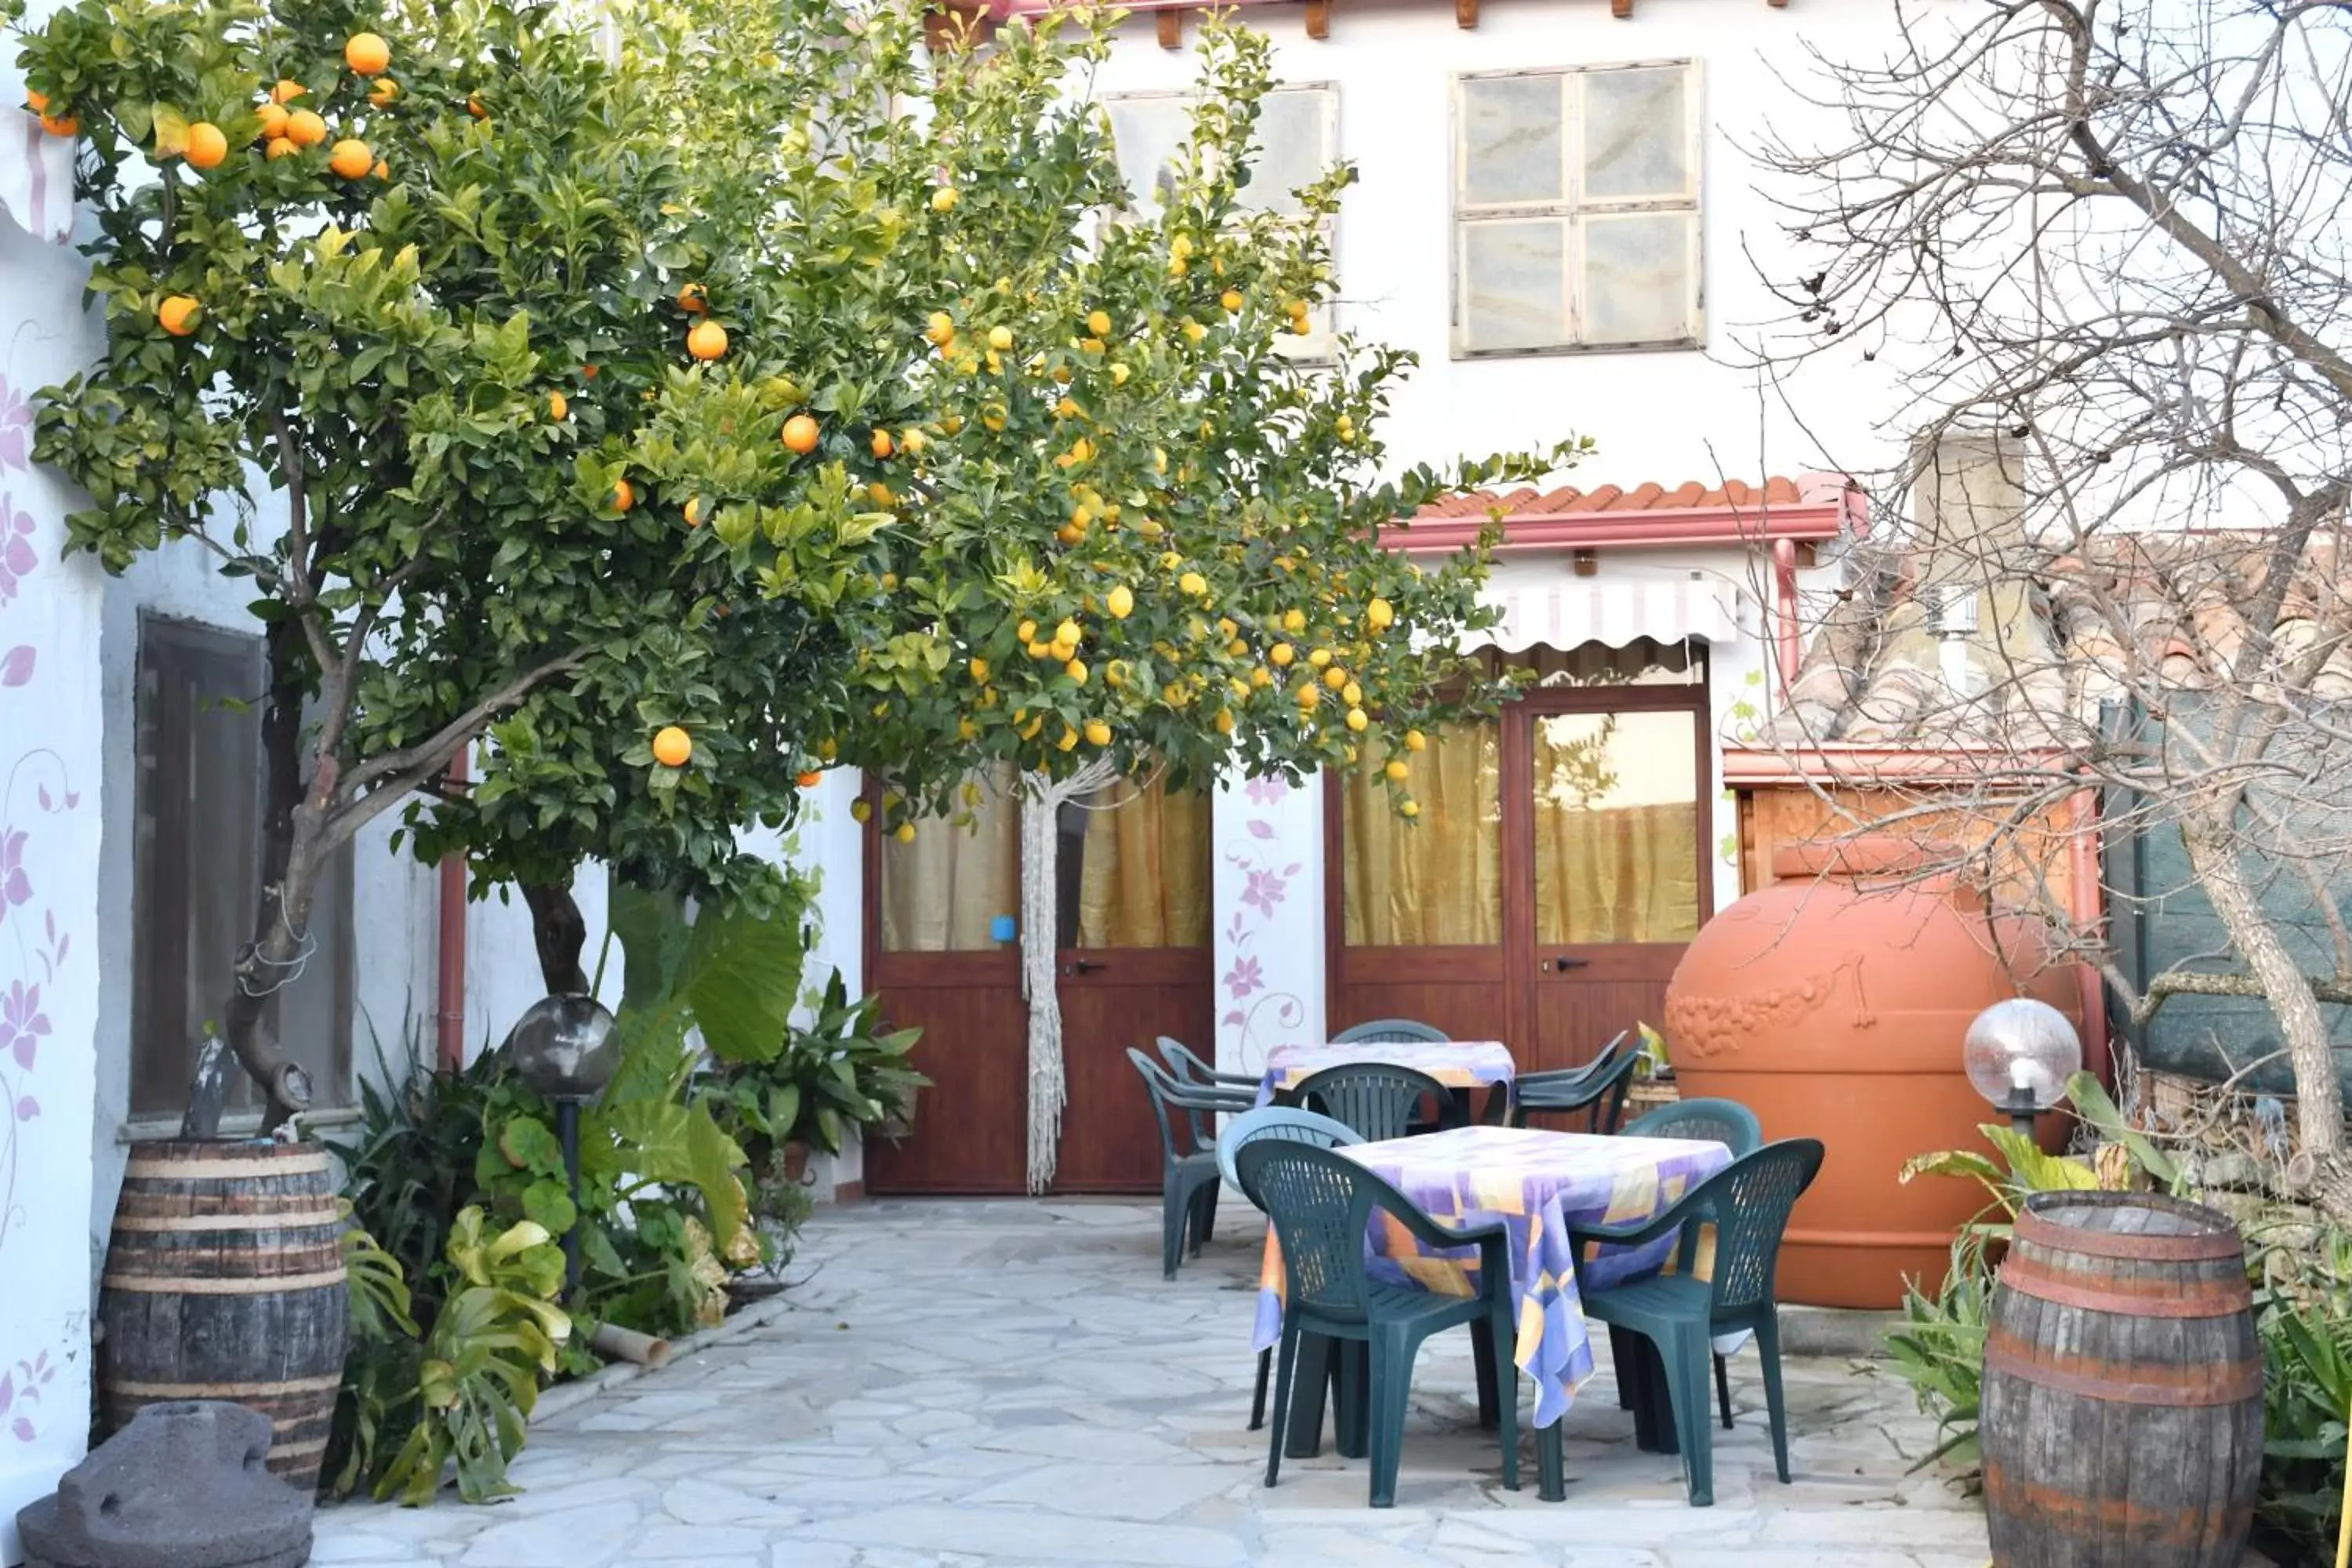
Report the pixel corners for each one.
[643,9,1580,1191]
[11,0,900,1250]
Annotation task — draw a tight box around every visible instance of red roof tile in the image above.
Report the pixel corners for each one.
[1414,476,1816,523]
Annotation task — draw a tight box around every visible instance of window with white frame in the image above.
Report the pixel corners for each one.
[1104,84,1340,360]
[1452,61,1702,357]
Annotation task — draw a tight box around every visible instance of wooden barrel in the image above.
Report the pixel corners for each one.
[1980,1190,2261,1568]
[98,1139,350,1493]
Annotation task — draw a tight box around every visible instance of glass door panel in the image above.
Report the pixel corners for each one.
[1532,710,1702,946]
[878,763,1021,953]
[1342,724,1502,947]
[1062,777,1212,950]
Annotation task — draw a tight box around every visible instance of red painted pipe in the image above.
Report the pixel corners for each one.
[1771,538,1801,691]
[435,752,468,1069]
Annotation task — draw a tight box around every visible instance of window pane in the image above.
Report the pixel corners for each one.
[1532,710,1700,945]
[1461,219,1567,352]
[1581,211,1695,346]
[1105,96,1190,218]
[1461,75,1564,206]
[1063,776,1210,949]
[1244,89,1331,218]
[1581,67,1690,201]
[880,764,1020,952]
[1344,725,1501,947]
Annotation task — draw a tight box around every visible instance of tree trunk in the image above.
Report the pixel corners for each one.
[522,880,593,995]
[2180,816,2343,1156]
[196,622,328,1135]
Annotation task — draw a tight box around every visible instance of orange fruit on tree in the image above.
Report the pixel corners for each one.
[371,158,388,180]
[869,428,893,459]
[685,319,728,361]
[256,102,289,139]
[266,137,297,160]
[466,94,488,120]
[796,770,822,789]
[157,296,201,337]
[344,32,391,75]
[369,78,400,108]
[183,122,228,169]
[38,111,76,137]
[285,109,327,147]
[677,281,707,314]
[581,364,599,379]
[271,79,307,104]
[651,726,692,768]
[683,495,706,528]
[24,89,47,114]
[547,390,568,421]
[610,477,635,512]
[780,413,819,455]
[328,138,372,178]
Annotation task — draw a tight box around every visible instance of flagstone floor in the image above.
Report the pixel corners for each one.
[310,1199,1992,1568]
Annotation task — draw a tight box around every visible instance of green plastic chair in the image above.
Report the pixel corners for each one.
[1511,1030,1627,1103]
[1511,1041,1639,1134]
[1217,1107,1364,1432]
[1330,1018,1449,1044]
[1152,1036,1259,1167]
[1294,1062,1449,1142]
[1236,1138,1519,1508]
[1614,1095,1766,1429]
[1127,1048,1242,1279]
[1157,1036,1265,1096]
[1565,1138,1826,1506]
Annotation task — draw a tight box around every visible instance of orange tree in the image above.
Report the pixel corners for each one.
[627,8,1581,1189]
[13,0,909,1126]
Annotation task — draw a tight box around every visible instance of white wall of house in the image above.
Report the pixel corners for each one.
[0,155,107,1568]
[1083,0,1904,489]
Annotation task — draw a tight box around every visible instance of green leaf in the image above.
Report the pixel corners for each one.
[498,1116,568,1178]
[1980,1125,2103,1194]
[2063,1070,2180,1186]
[520,1178,578,1236]
[599,1099,749,1255]
[678,901,805,1065]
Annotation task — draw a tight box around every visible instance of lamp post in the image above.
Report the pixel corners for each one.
[1962,997,2082,1139]
[507,993,620,1298]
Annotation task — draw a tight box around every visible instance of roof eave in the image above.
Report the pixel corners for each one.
[1386,501,1849,555]
[1722,743,2079,788]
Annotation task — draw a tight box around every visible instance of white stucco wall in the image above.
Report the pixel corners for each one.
[0,164,106,1568]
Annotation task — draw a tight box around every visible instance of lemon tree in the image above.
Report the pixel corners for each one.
[13,0,895,1116]
[635,9,1579,1188]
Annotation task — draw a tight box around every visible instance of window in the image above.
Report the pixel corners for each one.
[131,617,354,1120]
[1105,84,1340,360]
[1452,61,1702,356]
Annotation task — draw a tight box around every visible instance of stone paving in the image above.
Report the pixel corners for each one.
[311,1199,1993,1567]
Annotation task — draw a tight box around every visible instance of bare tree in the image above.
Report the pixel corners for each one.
[1746,0,2352,1161]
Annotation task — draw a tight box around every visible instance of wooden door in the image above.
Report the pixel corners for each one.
[1523,697,1711,1073]
[1325,720,1512,1041]
[866,771,1212,1196]
[1328,641,1711,1067]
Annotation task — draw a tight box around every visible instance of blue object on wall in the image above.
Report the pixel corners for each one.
[990,913,1017,944]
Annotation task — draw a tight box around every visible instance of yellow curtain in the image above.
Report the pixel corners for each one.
[1075,777,1210,949]
[1531,710,1700,944]
[880,764,1020,952]
[1343,724,1502,947]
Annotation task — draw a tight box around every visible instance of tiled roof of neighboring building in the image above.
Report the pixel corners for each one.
[1766,530,2352,753]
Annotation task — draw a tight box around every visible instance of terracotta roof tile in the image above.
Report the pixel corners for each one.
[1411,474,1821,524]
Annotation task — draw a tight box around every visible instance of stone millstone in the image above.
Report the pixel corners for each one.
[15,1400,314,1568]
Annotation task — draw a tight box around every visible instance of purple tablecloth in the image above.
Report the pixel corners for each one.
[1253,1126,1731,1428]
[1255,1040,1516,1107]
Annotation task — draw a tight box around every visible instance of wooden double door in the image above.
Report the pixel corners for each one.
[1326,644,1714,1076]
[865,774,1213,1196]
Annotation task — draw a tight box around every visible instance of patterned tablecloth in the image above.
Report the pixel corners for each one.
[1254,1040,1518,1107]
[1252,1126,1731,1428]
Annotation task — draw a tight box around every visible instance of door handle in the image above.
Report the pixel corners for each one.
[1547,956,1589,971]
[1065,957,1107,975]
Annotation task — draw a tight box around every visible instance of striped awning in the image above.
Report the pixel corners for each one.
[1470,574,1746,654]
